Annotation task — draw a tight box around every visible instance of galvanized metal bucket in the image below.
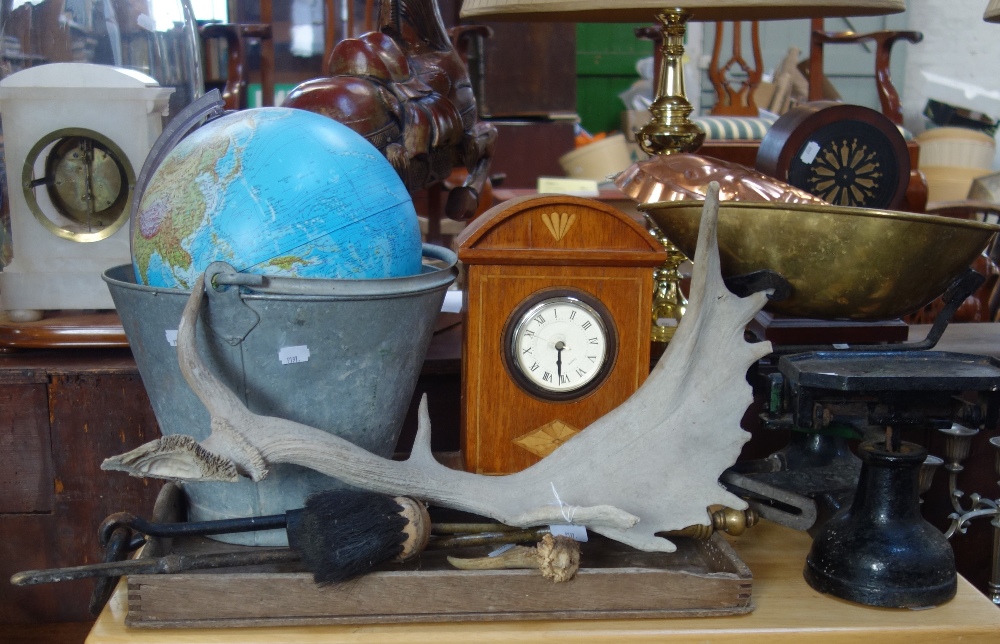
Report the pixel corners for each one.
[103,244,457,545]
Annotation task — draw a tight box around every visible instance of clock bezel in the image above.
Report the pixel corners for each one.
[501,288,619,403]
[21,127,135,243]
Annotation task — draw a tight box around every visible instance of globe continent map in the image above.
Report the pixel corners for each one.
[132,107,422,289]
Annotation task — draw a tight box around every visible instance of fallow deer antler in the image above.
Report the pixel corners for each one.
[103,182,773,553]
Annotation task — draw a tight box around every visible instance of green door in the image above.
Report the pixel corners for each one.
[576,23,654,136]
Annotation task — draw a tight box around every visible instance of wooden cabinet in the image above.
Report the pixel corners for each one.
[488,120,577,188]
[477,22,576,118]
[0,350,162,624]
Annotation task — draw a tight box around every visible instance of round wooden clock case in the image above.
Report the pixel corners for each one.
[756,101,910,210]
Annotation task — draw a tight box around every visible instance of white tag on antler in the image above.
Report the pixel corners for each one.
[488,543,517,557]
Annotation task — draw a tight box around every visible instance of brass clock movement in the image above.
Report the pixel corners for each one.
[457,194,666,474]
[23,129,134,242]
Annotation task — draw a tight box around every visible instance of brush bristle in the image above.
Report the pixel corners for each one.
[292,490,409,584]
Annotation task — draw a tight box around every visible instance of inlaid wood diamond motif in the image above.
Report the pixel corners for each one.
[513,419,580,458]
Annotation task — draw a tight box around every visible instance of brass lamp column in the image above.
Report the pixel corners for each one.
[637,9,705,157]
[635,9,697,342]
[648,225,688,342]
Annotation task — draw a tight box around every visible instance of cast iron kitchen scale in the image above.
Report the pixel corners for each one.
[639,195,1000,608]
[726,267,1000,608]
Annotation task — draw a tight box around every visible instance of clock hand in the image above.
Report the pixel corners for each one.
[555,341,565,379]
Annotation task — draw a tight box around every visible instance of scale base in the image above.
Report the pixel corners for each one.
[804,560,956,609]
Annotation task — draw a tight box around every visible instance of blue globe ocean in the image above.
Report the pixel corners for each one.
[132,107,422,288]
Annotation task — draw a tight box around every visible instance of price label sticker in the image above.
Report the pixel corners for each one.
[165,330,178,346]
[549,524,589,542]
[536,177,600,196]
[279,345,310,365]
[441,290,462,313]
[136,13,156,32]
[800,141,821,164]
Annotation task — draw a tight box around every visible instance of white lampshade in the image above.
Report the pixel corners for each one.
[460,0,906,22]
[987,0,1000,23]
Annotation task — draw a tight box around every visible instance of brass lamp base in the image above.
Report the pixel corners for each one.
[637,118,705,157]
[649,224,687,343]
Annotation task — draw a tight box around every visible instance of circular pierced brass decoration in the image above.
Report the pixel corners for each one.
[22,128,135,242]
[757,101,910,210]
[785,121,900,207]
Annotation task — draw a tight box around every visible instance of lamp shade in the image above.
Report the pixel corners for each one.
[987,0,1000,23]
[460,0,905,22]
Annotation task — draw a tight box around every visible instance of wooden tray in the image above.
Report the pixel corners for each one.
[125,486,752,628]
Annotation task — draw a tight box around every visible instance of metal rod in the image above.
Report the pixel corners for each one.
[769,268,984,355]
[431,523,523,534]
[12,549,299,586]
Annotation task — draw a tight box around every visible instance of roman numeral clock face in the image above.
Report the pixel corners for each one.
[503,292,618,402]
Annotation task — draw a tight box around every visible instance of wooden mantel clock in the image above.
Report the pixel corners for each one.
[456,194,667,474]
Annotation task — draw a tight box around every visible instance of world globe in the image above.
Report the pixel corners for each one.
[132,107,422,289]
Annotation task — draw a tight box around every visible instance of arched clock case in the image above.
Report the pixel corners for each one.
[456,194,666,475]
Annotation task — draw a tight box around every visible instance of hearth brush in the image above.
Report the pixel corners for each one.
[10,489,549,587]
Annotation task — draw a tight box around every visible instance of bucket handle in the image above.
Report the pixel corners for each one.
[208,264,265,289]
[203,262,262,345]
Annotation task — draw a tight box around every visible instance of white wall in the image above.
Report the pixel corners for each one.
[901,0,1000,142]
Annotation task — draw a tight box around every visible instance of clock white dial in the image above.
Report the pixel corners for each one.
[509,296,611,395]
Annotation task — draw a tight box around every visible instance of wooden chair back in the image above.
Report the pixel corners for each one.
[806,17,922,126]
[707,21,763,116]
